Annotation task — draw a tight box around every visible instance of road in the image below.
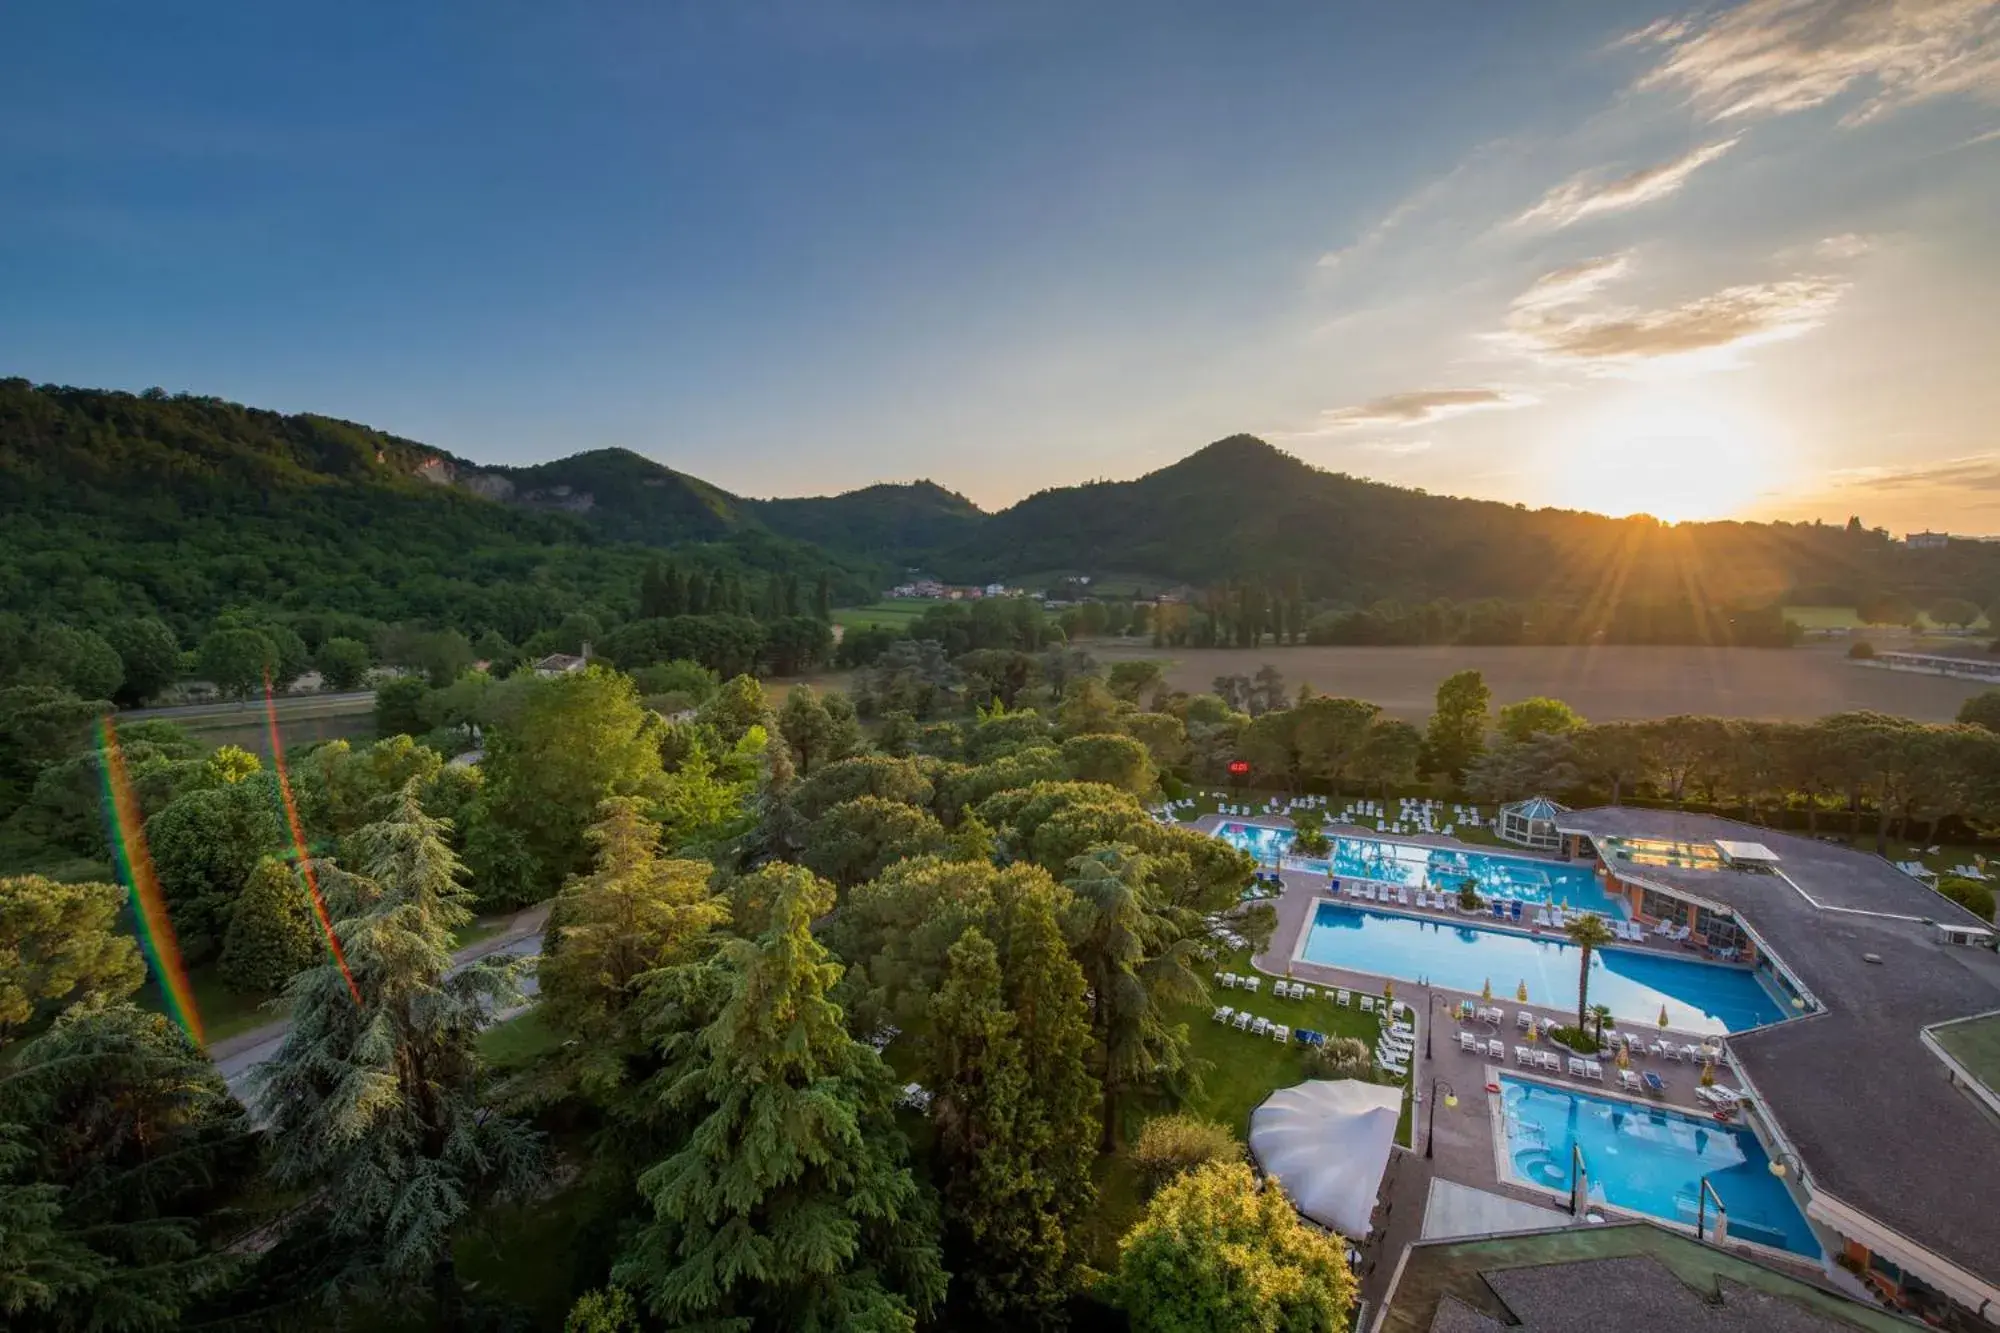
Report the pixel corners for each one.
[212,903,548,1108]
[124,690,377,722]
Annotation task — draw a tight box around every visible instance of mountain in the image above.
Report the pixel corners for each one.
[430,447,754,543]
[749,481,987,563]
[929,434,1993,611]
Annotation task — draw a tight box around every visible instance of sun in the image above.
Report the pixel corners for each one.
[1542,388,1792,523]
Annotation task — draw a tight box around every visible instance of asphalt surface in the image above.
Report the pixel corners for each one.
[124,690,377,722]
[214,906,547,1109]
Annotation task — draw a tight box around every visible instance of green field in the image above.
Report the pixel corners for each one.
[831,599,933,630]
[1784,604,1988,632]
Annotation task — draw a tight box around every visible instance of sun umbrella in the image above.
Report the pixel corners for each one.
[1481,978,1493,1002]
[1701,1059,1716,1088]
[1658,1004,1671,1030]
[1516,980,1529,1003]
[1382,980,1395,1007]
[1616,1043,1630,1070]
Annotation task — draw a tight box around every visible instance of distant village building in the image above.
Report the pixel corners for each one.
[533,641,592,677]
[1905,530,1950,549]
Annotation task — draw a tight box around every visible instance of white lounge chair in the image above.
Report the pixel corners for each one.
[1619,1068,1643,1092]
[1336,989,1350,1006]
[1515,1045,1534,1066]
[1233,1011,1252,1030]
[1270,1024,1290,1044]
[1539,1051,1561,1072]
[1359,996,1374,1013]
[1567,1057,1588,1078]
[1459,1032,1480,1054]
[1302,987,1316,999]
[1212,1006,1234,1023]
[1487,1039,1506,1059]
[1584,1060,1603,1080]
[1517,1010,1534,1030]
[1242,977,1260,994]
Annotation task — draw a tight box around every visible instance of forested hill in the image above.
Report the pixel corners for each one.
[929,435,2000,611]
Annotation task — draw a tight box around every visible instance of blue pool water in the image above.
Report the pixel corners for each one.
[1500,1077,1820,1257]
[1217,821,1628,918]
[1301,903,1786,1034]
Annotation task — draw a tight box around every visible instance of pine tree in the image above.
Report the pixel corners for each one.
[686,569,708,616]
[814,572,833,622]
[219,855,323,993]
[639,559,667,620]
[662,564,686,617]
[252,784,541,1317]
[614,865,945,1331]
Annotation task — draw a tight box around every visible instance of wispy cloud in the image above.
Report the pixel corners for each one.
[1629,0,2000,125]
[1516,137,1741,228]
[1314,145,1507,269]
[1357,438,1435,456]
[1499,255,1847,367]
[1312,387,1538,429]
[1828,452,2000,491]
[1813,232,1874,259]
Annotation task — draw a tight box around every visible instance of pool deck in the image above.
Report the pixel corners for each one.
[1225,860,1833,1307]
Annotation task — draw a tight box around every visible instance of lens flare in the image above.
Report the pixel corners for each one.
[263,672,362,1007]
[97,716,204,1045]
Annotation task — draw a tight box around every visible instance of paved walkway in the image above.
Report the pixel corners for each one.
[212,902,549,1104]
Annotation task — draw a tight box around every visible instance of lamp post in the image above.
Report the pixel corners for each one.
[1426,991,1452,1059]
[1768,1150,1801,1181]
[1424,1078,1458,1161]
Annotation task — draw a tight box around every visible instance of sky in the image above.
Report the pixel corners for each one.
[3,1,1998,531]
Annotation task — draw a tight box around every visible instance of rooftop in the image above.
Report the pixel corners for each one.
[1556,808,2000,1293]
[1376,1221,1917,1333]
[1926,1010,2000,1106]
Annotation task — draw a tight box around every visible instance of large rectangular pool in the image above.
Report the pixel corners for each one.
[1499,1077,1819,1258]
[1216,822,1627,919]
[1301,903,1786,1034]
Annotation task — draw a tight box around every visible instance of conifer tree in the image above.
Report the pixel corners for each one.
[615,864,944,1331]
[219,855,322,993]
[253,784,541,1318]
[814,572,833,622]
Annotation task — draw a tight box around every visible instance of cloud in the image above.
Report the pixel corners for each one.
[1498,254,1847,367]
[1313,387,1538,429]
[1515,137,1740,227]
[1813,232,1874,258]
[1511,253,1634,310]
[1629,0,2000,125]
[1827,453,2000,491]
[1358,438,1435,456]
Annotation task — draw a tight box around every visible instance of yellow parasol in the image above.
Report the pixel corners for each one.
[1616,1043,1631,1071]
[1658,1004,1671,1030]
[1516,980,1529,1003]
[1481,978,1493,1002]
[1700,1059,1716,1088]
[1382,979,1395,1007]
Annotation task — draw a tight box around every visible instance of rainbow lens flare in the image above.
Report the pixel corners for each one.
[263,673,362,1007]
[97,716,204,1045]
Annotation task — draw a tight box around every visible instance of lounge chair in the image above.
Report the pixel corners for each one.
[1251,1017,1270,1036]
[1458,1032,1480,1054]
[1212,1006,1234,1023]
[1584,1060,1603,1080]
[1242,977,1260,994]
[1619,1069,1643,1092]
[1641,1071,1667,1096]
[1336,989,1351,1006]
[1359,996,1374,1013]
[1517,1010,1534,1030]
[1303,986,1316,999]
[1233,1011,1253,1030]
[1270,1024,1290,1044]
[1515,1046,1534,1066]
[1487,1038,1506,1059]
[1567,1057,1587,1078]
[1397,887,1410,906]
[1539,1051,1561,1072]
[1219,972,1238,989]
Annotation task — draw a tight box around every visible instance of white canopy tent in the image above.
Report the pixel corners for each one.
[1247,1079,1404,1239]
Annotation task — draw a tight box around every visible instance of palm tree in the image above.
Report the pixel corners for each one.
[1564,915,1617,1036]
[1589,1003,1614,1045]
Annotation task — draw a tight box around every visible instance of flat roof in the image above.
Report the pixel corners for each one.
[1557,807,2000,1291]
[1928,1011,2000,1102]
[1375,1220,1919,1333]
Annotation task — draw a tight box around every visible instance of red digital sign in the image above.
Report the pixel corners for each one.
[1227,760,1250,775]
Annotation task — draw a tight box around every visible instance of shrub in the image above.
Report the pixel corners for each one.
[1457,880,1480,911]
[1847,640,1876,660]
[1549,1025,1602,1055]
[1131,1113,1242,1194]
[1939,875,1996,922]
[1305,1036,1371,1080]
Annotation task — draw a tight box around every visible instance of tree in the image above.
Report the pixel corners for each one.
[696,673,775,747]
[1930,597,1981,629]
[0,1002,256,1332]
[33,627,124,703]
[0,1123,107,1323]
[1115,1160,1355,1333]
[372,675,430,738]
[143,782,284,964]
[777,685,863,777]
[314,636,371,691]
[478,666,669,897]
[1120,711,1188,771]
[1106,659,1166,705]
[1574,721,1651,806]
[0,877,144,1042]
[1939,876,1996,922]
[1295,695,1381,790]
[252,786,542,1317]
[1057,677,1124,737]
[614,866,945,1330]
[1352,718,1422,797]
[1061,732,1156,796]
[1425,668,1490,783]
[218,856,322,994]
[1497,696,1584,744]
[1464,733,1581,804]
[539,798,728,1083]
[196,627,276,702]
[801,797,952,888]
[1959,689,2000,734]
[1565,914,1616,1034]
[1130,1113,1242,1195]
[103,618,179,707]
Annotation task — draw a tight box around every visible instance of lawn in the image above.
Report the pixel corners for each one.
[1784,604,1986,632]
[1079,944,1413,1267]
[137,965,281,1045]
[477,1007,564,1070]
[450,916,510,953]
[831,600,932,630]
[1171,788,1504,845]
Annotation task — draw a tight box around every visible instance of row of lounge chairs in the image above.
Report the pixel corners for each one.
[1211,1007,1296,1044]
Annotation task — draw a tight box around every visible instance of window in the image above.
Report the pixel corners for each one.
[1640,888,1683,922]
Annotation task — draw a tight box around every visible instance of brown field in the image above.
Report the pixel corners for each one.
[1090,641,1989,723]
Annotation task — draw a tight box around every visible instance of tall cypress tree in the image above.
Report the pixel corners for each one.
[639,559,667,620]
[662,564,686,617]
[815,572,833,622]
[253,784,541,1318]
[615,865,944,1330]
[686,569,708,616]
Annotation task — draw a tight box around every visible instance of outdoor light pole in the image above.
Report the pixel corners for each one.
[1424,1078,1457,1161]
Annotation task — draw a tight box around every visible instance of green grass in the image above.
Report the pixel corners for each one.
[477,1008,564,1070]
[1784,604,1987,631]
[450,917,509,953]
[1172,788,1503,844]
[137,965,281,1045]
[831,600,932,630]
[1079,944,1413,1267]
[454,1180,600,1327]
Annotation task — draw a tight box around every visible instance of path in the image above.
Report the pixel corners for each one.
[212,902,550,1105]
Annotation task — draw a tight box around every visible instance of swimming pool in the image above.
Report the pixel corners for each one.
[1301,903,1786,1034]
[1216,821,1628,919]
[1498,1077,1819,1258]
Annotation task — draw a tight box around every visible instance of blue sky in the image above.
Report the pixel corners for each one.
[4,1,1998,529]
